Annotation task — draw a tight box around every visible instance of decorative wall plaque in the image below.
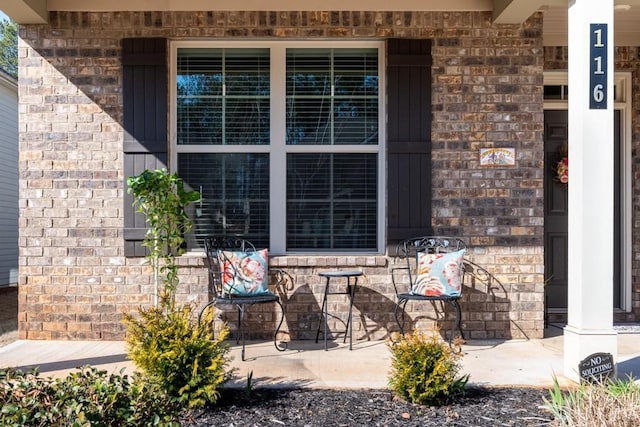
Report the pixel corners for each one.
[479,148,516,167]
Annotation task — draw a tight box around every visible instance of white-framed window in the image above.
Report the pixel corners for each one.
[170,41,385,254]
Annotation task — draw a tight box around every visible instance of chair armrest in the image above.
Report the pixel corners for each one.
[268,268,295,294]
[390,266,410,296]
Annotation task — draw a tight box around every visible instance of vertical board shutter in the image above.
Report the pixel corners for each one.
[387,39,432,242]
[122,38,168,257]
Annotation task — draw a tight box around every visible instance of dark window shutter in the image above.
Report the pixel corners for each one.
[122,38,168,257]
[387,39,432,242]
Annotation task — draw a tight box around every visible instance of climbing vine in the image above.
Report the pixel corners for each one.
[127,169,200,307]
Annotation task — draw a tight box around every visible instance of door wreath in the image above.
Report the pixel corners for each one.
[555,156,568,184]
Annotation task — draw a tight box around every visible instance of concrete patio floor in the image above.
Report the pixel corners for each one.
[0,326,638,389]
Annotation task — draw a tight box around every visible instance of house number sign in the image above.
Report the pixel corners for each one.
[589,24,607,109]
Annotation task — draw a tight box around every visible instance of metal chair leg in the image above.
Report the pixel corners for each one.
[198,301,216,324]
[197,301,217,341]
[441,300,464,350]
[226,300,288,361]
[237,304,247,361]
[344,277,358,349]
[273,299,287,352]
[450,300,464,340]
[394,299,409,336]
[453,301,465,339]
[315,279,329,346]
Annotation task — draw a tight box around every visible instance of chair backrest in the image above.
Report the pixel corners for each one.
[396,236,466,263]
[394,236,467,297]
[203,237,257,298]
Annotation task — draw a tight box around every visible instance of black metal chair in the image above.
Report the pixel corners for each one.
[391,236,467,344]
[199,236,287,360]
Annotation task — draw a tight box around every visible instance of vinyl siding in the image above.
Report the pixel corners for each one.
[0,71,18,286]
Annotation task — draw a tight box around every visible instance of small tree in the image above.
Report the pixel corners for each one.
[0,18,17,78]
[127,168,200,307]
[125,169,230,409]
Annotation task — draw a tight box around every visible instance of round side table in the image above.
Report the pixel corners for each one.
[315,270,363,350]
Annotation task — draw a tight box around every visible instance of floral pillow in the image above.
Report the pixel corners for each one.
[411,249,466,297]
[218,249,270,296]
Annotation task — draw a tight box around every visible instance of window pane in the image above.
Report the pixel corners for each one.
[333,48,379,97]
[286,49,331,96]
[286,153,377,251]
[176,96,223,145]
[225,49,270,96]
[177,48,223,96]
[226,98,270,144]
[334,98,378,144]
[543,85,563,100]
[178,153,270,250]
[177,48,270,145]
[286,48,378,146]
[286,98,331,145]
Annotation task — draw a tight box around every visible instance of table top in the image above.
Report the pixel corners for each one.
[318,270,363,278]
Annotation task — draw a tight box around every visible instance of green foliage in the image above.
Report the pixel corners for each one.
[0,366,180,426]
[126,169,231,410]
[606,374,640,396]
[0,19,17,78]
[387,331,468,405]
[123,304,231,409]
[127,169,200,306]
[543,376,577,425]
[543,375,640,426]
[245,370,254,398]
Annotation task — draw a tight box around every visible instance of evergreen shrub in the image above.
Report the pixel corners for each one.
[123,305,230,409]
[388,331,468,405]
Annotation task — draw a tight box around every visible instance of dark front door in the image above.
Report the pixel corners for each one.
[544,109,622,310]
[544,110,569,309]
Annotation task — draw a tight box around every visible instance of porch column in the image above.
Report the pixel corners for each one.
[564,0,618,382]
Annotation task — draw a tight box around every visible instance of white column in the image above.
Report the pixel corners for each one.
[564,0,617,382]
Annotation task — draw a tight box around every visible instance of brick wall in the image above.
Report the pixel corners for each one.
[18,10,545,342]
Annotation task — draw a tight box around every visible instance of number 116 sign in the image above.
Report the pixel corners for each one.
[590,24,607,109]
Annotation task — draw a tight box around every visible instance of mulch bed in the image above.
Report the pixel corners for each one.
[0,287,558,426]
[182,387,555,426]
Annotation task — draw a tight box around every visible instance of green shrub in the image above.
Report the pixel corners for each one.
[126,168,232,410]
[387,331,468,405]
[0,366,180,426]
[123,304,230,409]
[543,375,640,426]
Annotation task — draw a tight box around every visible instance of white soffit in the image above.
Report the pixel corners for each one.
[492,0,546,23]
[0,0,47,23]
[543,3,640,46]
